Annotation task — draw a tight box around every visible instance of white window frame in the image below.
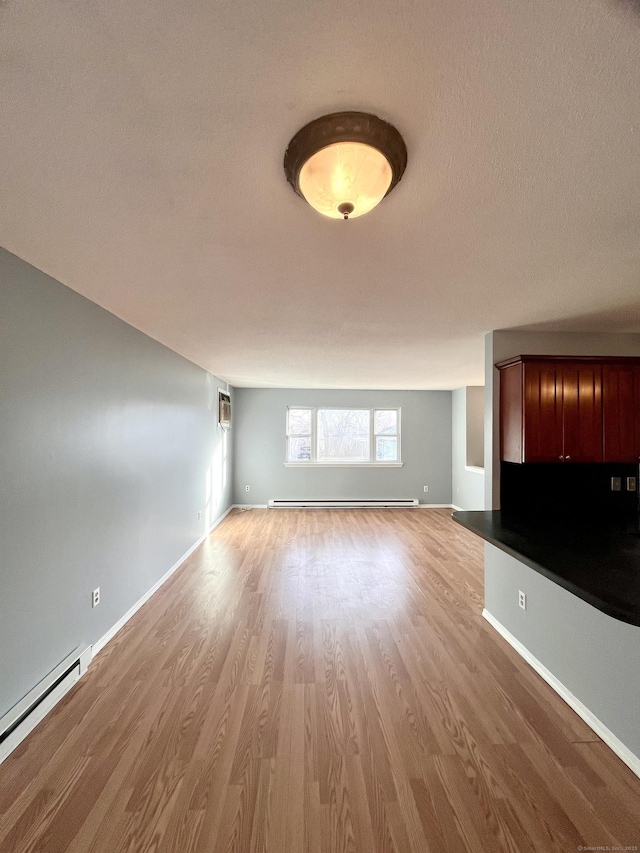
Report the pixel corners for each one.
[285,406,403,467]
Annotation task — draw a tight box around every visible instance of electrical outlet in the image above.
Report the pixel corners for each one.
[245,485,250,492]
[518,590,526,610]
[197,510,202,520]
[92,587,100,608]
[423,485,429,492]
[611,477,622,492]
[627,476,637,492]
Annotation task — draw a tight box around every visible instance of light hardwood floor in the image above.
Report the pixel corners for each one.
[1,508,639,852]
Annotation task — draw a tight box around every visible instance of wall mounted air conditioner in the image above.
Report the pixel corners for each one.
[218,390,231,430]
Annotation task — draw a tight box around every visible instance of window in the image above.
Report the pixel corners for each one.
[286,407,401,465]
[287,408,312,462]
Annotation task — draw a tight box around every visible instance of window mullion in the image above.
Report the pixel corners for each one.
[370,409,375,463]
[312,408,317,463]
[286,408,290,462]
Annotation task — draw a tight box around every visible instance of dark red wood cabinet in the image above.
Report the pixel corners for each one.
[499,356,603,464]
[499,356,640,464]
[636,365,640,460]
[521,360,563,462]
[561,361,603,463]
[602,363,640,463]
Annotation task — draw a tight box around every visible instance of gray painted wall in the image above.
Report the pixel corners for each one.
[466,385,484,469]
[0,248,234,717]
[452,388,484,510]
[233,388,452,506]
[485,543,640,760]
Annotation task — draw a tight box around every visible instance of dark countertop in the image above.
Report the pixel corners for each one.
[452,510,640,627]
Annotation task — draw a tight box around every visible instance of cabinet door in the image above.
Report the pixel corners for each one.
[635,366,640,463]
[603,363,637,462]
[562,363,603,462]
[500,362,524,463]
[522,362,563,462]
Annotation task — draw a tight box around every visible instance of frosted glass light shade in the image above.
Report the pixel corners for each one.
[298,142,393,220]
[284,112,407,221]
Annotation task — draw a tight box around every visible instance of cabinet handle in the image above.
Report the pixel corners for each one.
[559,455,564,460]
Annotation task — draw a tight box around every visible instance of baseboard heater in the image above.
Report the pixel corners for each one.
[0,644,91,764]
[268,499,419,509]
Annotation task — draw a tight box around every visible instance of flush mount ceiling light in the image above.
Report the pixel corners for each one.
[284,111,407,220]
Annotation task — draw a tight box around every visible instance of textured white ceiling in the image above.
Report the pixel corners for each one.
[1,0,640,388]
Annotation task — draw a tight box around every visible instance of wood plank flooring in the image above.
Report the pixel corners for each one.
[1,508,639,852]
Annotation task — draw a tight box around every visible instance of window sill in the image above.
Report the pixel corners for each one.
[465,466,485,474]
[284,462,404,468]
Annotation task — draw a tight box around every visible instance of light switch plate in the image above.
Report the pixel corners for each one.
[627,476,637,492]
[611,477,622,492]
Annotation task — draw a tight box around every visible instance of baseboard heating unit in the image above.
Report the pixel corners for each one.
[0,644,91,764]
[268,499,419,509]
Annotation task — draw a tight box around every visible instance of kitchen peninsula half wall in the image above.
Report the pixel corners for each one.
[471,331,640,780]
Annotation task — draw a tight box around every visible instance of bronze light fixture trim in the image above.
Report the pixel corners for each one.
[284,112,408,220]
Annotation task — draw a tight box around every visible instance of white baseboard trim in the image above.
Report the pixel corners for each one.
[450,504,463,511]
[482,609,640,779]
[92,504,235,659]
[233,504,268,509]
[208,504,235,530]
[233,504,457,511]
[417,503,455,509]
